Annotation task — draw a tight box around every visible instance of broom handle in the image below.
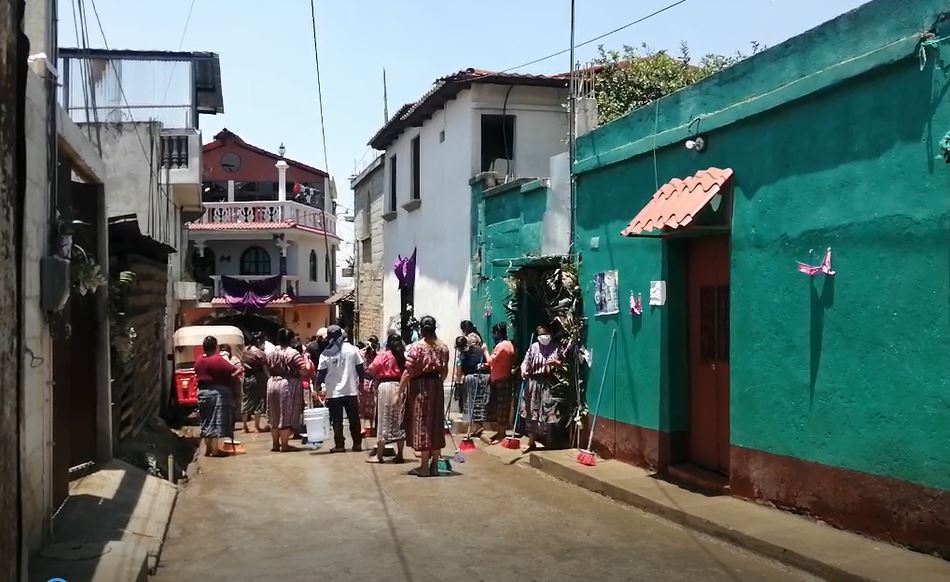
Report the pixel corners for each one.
[585,330,616,452]
[510,332,534,436]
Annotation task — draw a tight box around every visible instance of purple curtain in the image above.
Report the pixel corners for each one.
[393,248,417,290]
[221,275,283,310]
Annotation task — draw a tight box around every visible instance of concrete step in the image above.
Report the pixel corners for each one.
[31,541,148,582]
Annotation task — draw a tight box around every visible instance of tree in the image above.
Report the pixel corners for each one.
[590,42,761,125]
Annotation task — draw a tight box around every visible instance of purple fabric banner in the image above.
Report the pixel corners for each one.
[221,275,283,310]
[393,248,417,290]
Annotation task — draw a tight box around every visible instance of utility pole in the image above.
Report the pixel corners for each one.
[0,1,25,579]
[383,68,389,123]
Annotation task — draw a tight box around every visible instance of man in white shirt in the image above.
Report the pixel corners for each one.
[317,325,365,452]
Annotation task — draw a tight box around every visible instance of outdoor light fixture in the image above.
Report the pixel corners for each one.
[278,142,286,157]
[685,136,706,152]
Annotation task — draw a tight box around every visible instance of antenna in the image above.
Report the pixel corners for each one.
[383,68,390,123]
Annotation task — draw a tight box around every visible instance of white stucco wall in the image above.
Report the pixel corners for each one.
[380,83,567,339]
[200,232,334,298]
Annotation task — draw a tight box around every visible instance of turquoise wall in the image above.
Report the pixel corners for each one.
[574,0,950,491]
[471,180,549,349]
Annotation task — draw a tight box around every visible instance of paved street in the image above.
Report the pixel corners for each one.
[156,433,815,582]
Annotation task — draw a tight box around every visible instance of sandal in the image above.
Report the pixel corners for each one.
[408,467,432,477]
[270,446,280,452]
[329,447,346,454]
[209,451,230,458]
[392,456,407,464]
[280,445,301,453]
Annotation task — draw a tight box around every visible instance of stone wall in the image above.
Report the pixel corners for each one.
[353,158,384,339]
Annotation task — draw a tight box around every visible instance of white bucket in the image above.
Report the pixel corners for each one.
[303,408,330,443]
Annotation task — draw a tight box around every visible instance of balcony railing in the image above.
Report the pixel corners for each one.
[196,200,337,236]
[160,129,202,209]
[209,275,301,299]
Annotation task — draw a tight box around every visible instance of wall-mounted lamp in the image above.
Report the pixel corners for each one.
[685,136,706,152]
[278,142,286,157]
[219,255,231,263]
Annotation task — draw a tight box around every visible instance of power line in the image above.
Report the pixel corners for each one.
[309,0,330,171]
[161,0,198,105]
[495,0,688,75]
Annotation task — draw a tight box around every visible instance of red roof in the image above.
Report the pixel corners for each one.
[188,220,341,240]
[621,168,734,236]
[204,129,328,178]
[369,68,568,150]
[210,294,294,306]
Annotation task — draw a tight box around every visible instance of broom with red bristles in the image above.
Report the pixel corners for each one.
[499,378,526,449]
[577,329,617,467]
[458,377,478,453]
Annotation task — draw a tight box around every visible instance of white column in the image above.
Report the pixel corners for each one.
[227,179,235,202]
[276,160,289,202]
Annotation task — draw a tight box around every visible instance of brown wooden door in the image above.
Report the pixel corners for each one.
[686,236,730,474]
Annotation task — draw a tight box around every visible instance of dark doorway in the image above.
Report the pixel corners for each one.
[686,235,730,475]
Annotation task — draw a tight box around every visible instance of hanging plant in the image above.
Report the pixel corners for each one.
[70,244,107,296]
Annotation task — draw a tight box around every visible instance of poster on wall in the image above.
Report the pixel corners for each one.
[593,270,619,316]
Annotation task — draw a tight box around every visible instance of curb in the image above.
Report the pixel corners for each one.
[527,450,950,582]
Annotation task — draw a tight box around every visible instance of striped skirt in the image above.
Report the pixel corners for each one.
[358,377,377,421]
[197,385,234,439]
[266,376,304,430]
[463,373,490,423]
[488,377,515,424]
[376,380,405,443]
[405,375,446,452]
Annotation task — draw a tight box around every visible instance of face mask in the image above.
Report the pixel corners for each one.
[220,351,230,359]
[538,335,552,346]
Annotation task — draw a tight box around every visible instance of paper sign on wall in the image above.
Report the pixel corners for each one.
[593,271,619,316]
[649,281,666,306]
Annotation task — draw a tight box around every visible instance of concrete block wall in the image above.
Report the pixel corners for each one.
[356,167,385,339]
[20,71,53,561]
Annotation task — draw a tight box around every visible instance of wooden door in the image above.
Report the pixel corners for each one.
[686,236,730,474]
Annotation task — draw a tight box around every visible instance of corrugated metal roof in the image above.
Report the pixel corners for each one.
[621,168,734,236]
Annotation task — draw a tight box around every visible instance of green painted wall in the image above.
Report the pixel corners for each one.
[574,0,950,491]
[471,180,550,350]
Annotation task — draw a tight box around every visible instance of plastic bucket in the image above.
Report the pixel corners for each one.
[303,408,330,443]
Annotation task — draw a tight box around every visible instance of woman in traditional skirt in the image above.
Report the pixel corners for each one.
[265,328,309,452]
[455,330,489,438]
[401,316,449,477]
[367,334,407,463]
[241,333,268,433]
[194,336,240,458]
[358,336,380,436]
[519,324,563,453]
[482,322,517,442]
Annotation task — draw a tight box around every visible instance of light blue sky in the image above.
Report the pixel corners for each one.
[58,0,870,260]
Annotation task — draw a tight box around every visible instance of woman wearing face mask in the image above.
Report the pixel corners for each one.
[518,324,563,453]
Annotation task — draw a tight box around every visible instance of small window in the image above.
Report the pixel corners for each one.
[361,238,371,264]
[388,154,397,212]
[325,252,331,282]
[410,136,421,200]
[480,114,515,173]
[240,246,271,276]
[309,250,318,281]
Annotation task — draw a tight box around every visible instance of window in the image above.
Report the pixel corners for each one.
[388,154,397,212]
[324,252,331,282]
[240,246,271,275]
[309,250,318,281]
[410,136,421,200]
[480,114,515,173]
[361,238,371,264]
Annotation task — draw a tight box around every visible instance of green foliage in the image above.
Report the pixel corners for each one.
[592,42,761,124]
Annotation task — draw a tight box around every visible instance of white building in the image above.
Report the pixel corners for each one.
[368,68,568,338]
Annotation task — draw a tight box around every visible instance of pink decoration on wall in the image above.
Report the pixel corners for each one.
[797,248,836,277]
[629,292,643,316]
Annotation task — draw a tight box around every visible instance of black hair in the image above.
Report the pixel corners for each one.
[277,328,295,347]
[368,335,379,347]
[454,335,468,350]
[491,322,508,339]
[357,341,367,349]
[251,332,265,348]
[420,315,437,339]
[535,324,551,336]
[202,335,218,355]
[460,320,479,336]
[386,334,407,369]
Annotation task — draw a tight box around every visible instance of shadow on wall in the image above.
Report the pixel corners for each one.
[809,275,835,400]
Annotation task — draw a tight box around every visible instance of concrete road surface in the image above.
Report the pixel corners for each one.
[155,433,817,582]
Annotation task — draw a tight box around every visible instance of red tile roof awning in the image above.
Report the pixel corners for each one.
[621,168,734,237]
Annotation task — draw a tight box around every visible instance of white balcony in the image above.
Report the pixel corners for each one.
[208,275,301,301]
[194,200,337,237]
[160,129,202,210]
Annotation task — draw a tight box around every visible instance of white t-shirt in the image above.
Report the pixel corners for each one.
[318,343,364,399]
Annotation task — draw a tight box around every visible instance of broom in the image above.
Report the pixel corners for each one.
[500,378,526,449]
[458,378,477,453]
[443,381,465,463]
[577,329,617,467]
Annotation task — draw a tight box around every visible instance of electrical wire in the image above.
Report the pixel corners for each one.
[161,0,198,106]
[309,0,330,171]
[494,0,688,75]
